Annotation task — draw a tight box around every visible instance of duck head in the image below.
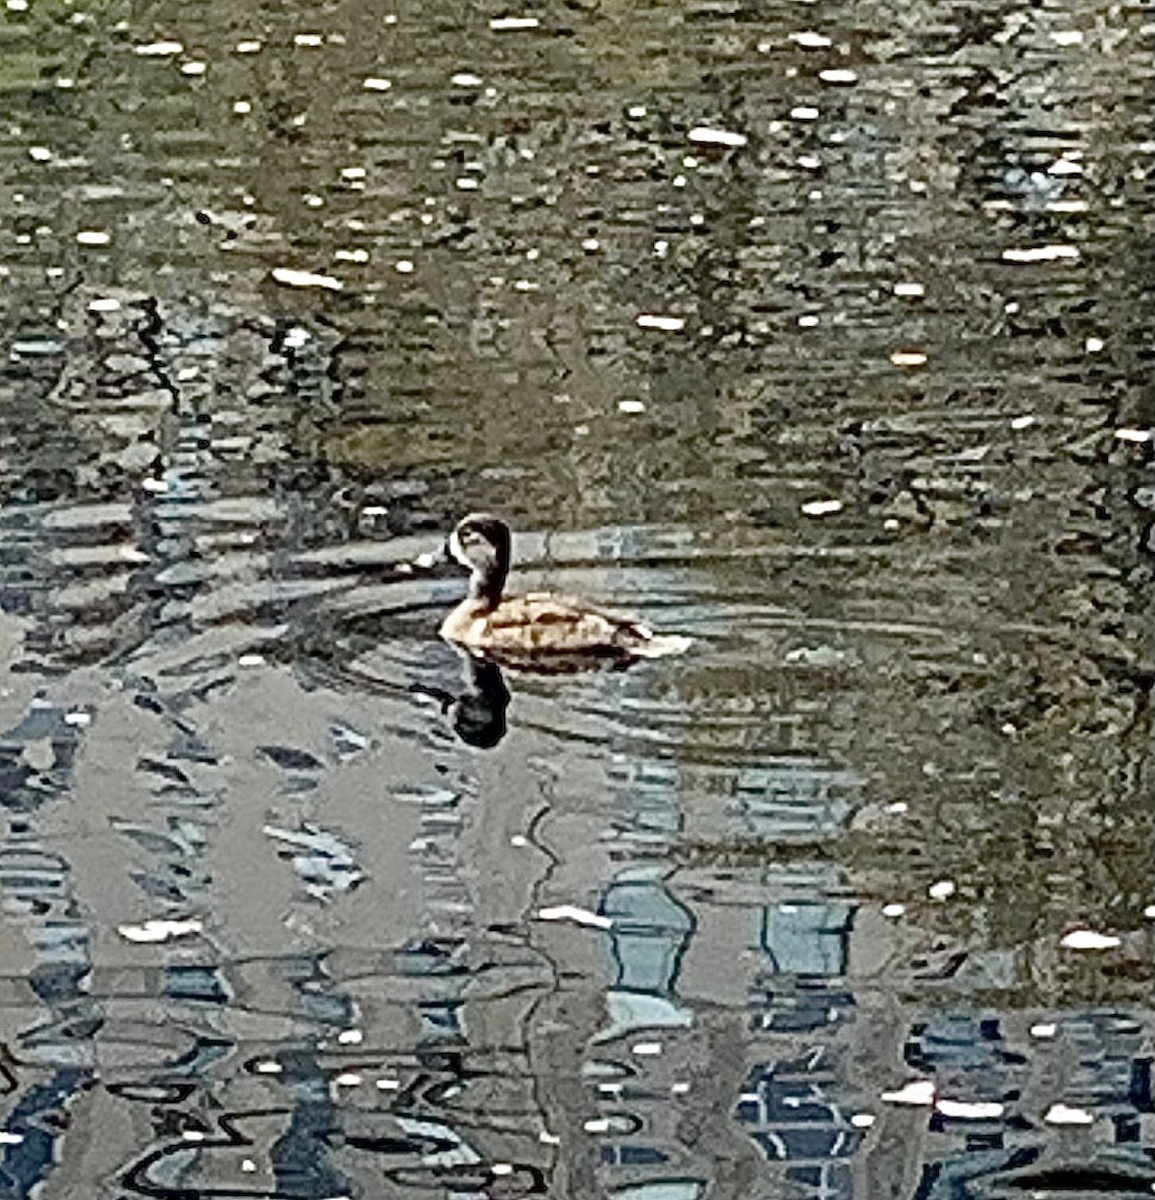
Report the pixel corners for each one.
[447,513,511,607]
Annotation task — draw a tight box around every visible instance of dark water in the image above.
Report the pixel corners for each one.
[1,0,1153,1196]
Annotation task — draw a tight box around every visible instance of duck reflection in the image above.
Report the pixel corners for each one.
[412,649,511,748]
[446,652,511,748]
[420,644,654,748]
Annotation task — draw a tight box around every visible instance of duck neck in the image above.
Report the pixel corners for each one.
[467,565,505,610]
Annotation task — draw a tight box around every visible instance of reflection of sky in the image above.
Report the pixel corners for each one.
[603,879,694,994]
[732,762,859,841]
[758,899,853,978]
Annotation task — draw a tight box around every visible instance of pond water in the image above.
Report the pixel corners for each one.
[1,0,1153,1196]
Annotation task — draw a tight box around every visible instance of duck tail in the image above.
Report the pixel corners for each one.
[632,632,693,659]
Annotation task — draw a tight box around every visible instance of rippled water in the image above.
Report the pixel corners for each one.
[1,0,1153,1196]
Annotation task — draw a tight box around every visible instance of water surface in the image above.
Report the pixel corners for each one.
[1,0,1152,1196]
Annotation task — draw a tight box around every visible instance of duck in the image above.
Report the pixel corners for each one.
[439,513,691,661]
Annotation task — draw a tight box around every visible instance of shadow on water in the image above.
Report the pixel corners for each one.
[0,0,1153,1194]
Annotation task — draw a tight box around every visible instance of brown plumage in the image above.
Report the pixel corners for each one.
[439,513,690,660]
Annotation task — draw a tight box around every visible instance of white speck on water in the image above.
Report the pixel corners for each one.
[340,166,366,180]
[363,76,392,90]
[270,267,343,291]
[689,213,705,225]
[395,259,415,273]
[687,126,747,148]
[1084,336,1104,352]
[235,40,262,53]
[1145,905,1155,919]
[334,248,369,263]
[88,297,121,312]
[819,68,858,83]
[928,880,956,900]
[337,1029,363,1045]
[636,313,685,332]
[456,177,479,189]
[232,100,251,114]
[118,917,203,943]
[1030,1023,1058,1038]
[513,279,538,291]
[29,146,52,161]
[294,32,324,46]
[619,401,646,414]
[77,230,111,245]
[672,174,687,187]
[238,654,265,667]
[881,1080,934,1106]
[537,904,613,930]
[894,281,924,297]
[581,237,600,251]
[1059,928,1120,950]
[790,106,820,120]
[890,350,928,366]
[180,62,207,76]
[1001,244,1080,262]
[1050,30,1084,45]
[881,903,906,918]
[936,1099,1004,1120]
[1010,414,1035,429]
[798,155,821,169]
[790,31,832,47]
[489,15,540,30]
[451,72,482,86]
[798,314,819,327]
[627,104,647,117]
[849,1113,875,1128]
[134,40,183,56]
[801,498,842,517]
[1044,1103,1094,1125]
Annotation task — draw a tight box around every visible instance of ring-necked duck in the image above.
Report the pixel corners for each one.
[440,513,690,660]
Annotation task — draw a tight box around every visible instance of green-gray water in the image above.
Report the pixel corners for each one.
[1,0,1152,1196]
